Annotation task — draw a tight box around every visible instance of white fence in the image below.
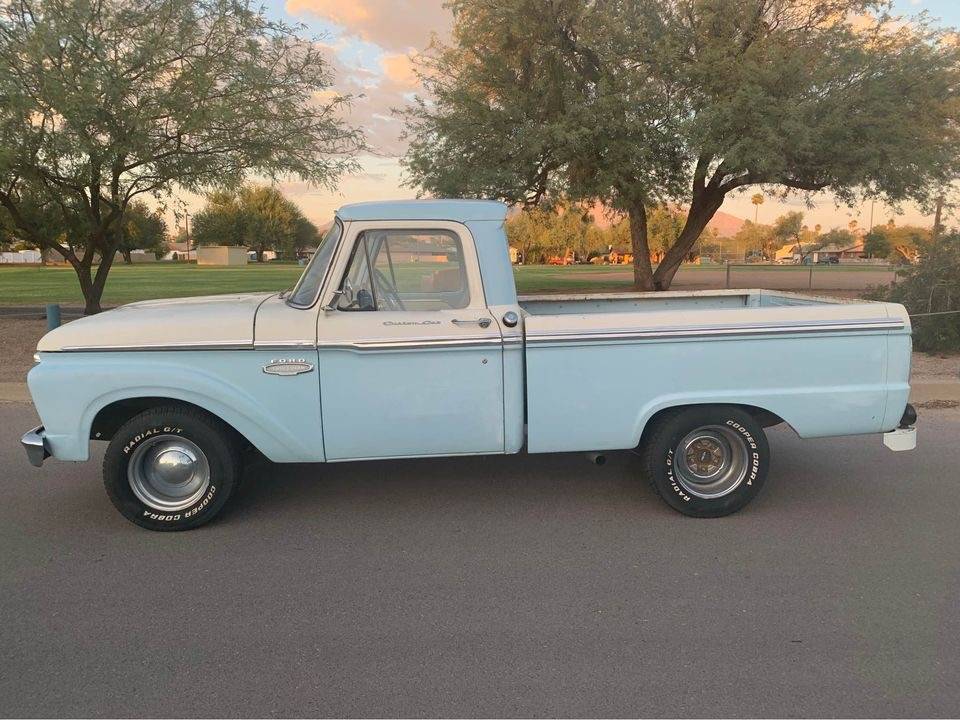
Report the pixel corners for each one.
[0,250,42,264]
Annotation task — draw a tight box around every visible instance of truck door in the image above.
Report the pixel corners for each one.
[317,221,505,460]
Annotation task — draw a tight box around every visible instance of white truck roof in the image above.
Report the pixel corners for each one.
[336,199,508,223]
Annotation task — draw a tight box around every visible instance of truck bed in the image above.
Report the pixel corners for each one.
[518,289,912,454]
[519,288,848,315]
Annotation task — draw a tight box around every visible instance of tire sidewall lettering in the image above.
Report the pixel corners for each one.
[140,485,217,523]
[725,419,761,485]
[123,426,183,455]
[664,448,692,502]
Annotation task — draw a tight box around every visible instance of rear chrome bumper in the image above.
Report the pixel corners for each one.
[22,425,50,467]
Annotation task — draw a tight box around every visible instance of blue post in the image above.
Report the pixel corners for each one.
[46,303,61,331]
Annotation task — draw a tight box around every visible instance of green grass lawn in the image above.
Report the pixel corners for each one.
[0,263,305,306]
[0,263,637,305]
[0,261,892,306]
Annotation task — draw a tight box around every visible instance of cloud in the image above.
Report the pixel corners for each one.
[381,53,420,88]
[316,45,419,156]
[285,0,451,53]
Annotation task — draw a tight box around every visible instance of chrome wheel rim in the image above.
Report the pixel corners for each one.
[128,435,210,512]
[674,425,749,499]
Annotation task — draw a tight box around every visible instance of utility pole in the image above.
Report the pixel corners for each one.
[184,210,191,262]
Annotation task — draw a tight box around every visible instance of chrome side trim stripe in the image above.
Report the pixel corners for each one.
[526,318,905,345]
[57,337,512,353]
[320,336,504,352]
[60,340,253,352]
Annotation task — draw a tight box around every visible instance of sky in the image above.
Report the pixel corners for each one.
[174,0,960,235]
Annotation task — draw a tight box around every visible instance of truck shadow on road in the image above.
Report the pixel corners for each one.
[224,426,852,527]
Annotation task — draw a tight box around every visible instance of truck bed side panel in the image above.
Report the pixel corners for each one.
[523,303,911,453]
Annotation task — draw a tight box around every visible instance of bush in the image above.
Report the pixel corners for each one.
[864,233,960,352]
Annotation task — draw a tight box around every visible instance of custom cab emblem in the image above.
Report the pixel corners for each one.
[383,320,442,327]
[262,359,315,377]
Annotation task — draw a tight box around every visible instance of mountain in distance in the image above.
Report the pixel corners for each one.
[585,203,745,237]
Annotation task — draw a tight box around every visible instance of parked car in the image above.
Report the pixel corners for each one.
[817,256,841,265]
[23,200,917,531]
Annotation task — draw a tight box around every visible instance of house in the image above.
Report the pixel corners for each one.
[163,240,193,261]
[774,242,818,263]
[813,240,866,262]
[196,245,249,266]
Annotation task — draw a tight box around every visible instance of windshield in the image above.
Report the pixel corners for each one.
[287,219,343,307]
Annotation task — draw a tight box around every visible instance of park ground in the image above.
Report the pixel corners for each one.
[0,261,897,306]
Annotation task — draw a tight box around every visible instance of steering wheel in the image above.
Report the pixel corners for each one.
[373,268,405,311]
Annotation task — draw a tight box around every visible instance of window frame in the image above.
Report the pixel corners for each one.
[285,218,345,310]
[321,221,487,313]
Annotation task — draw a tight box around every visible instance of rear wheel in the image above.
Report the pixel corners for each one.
[640,405,769,517]
[103,405,242,531]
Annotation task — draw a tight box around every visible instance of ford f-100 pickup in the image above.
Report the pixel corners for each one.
[23,200,918,530]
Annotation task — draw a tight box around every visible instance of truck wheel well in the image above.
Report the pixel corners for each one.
[641,403,787,441]
[90,397,249,447]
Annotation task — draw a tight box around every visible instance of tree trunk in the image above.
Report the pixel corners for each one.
[653,188,725,290]
[256,247,264,262]
[627,202,655,291]
[74,243,117,315]
[122,249,132,264]
[72,261,100,315]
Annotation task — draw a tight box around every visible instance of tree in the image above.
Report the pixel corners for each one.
[751,194,765,223]
[731,220,774,261]
[403,0,688,289]
[403,0,960,291]
[192,185,319,261]
[862,224,932,262]
[818,228,856,255]
[647,206,687,261]
[0,0,362,312]
[0,206,14,251]
[863,229,892,259]
[117,203,167,263]
[773,212,806,259]
[865,233,960,351]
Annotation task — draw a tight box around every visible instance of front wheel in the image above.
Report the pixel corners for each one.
[640,405,769,518]
[103,405,242,531]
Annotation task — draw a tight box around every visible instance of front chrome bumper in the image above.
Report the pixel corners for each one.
[22,425,50,467]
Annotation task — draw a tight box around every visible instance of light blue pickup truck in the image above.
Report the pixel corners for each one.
[23,200,917,530]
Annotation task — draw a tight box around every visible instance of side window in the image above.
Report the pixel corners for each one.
[337,230,470,311]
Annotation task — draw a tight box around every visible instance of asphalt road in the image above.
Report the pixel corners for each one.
[1,401,958,718]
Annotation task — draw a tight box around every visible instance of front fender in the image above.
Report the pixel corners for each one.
[28,350,324,463]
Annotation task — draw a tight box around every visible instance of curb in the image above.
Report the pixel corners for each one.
[908,381,960,406]
[0,382,31,403]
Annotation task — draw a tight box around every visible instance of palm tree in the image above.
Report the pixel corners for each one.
[751,193,764,223]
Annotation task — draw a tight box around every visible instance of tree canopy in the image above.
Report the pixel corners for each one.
[0,0,362,311]
[403,0,960,290]
[117,202,167,263]
[192,185,321,261]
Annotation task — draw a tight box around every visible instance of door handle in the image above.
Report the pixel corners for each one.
[452,318,492,329]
